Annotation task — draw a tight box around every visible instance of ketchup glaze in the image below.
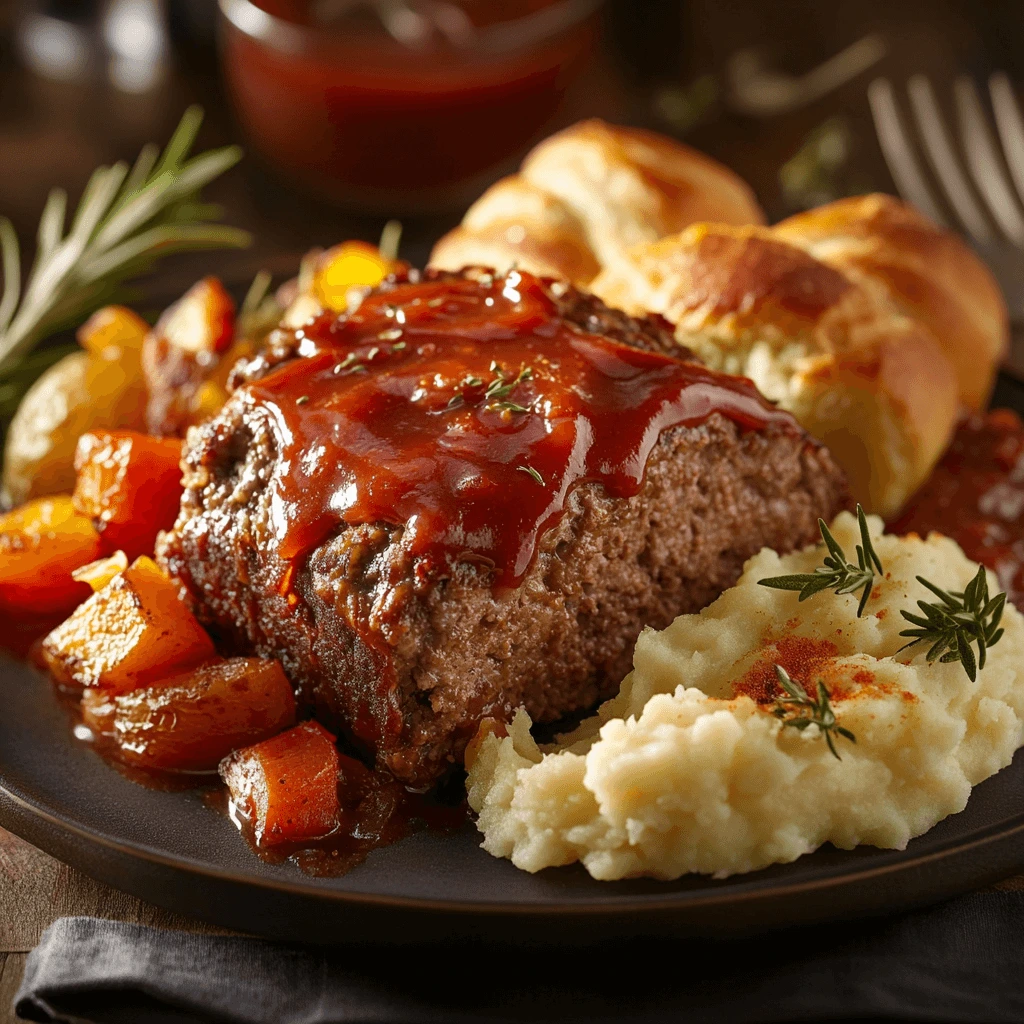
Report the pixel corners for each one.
[890,409,1024,610]
[244,269,793,591]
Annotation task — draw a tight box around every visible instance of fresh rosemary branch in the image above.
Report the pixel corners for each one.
[758,505,883,617]
[0,106,250,377]
[772,665,856,760]
[898,565,1006,682]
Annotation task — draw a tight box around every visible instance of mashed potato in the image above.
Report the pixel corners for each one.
[466,513,1024,880]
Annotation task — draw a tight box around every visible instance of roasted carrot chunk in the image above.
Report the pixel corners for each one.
[82,657,296,772]
[42,555,215,694]
[0,496,101,618]
[73,431,183,559]
[219,720,341,846]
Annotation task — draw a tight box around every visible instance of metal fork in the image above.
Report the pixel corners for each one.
[868,73,1024,337]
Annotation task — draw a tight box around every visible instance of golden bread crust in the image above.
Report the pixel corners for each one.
[429,119,764,285]
[774,194,1007,410]
[591,218,962,517]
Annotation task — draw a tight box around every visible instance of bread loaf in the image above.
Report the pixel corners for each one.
[589,196,1003,518]
[430,119,764,286]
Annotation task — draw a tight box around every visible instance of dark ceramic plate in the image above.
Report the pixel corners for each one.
[2,376,1024,945]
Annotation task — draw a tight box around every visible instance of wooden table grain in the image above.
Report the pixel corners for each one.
[0,824,237,1024]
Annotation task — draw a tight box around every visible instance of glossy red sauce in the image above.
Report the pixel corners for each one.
[221,1,594,207]
[246,270,794,591]
[890,409,1024,610]
[63,692,465,876]
[206,774,467,877]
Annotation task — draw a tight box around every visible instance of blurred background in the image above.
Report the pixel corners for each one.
[1,0,1023,300]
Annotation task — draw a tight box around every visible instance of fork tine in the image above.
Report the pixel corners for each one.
[867,78,947,226]
[908,74,994,243]
[990,73,1024,210]
[954,76,1024,245]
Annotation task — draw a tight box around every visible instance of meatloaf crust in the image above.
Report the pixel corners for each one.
[159,273,849,786]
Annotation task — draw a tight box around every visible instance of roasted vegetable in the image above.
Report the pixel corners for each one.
[73,430,183,559]
[313,241,393,313]
[42,555,214,694]
[2,306,150,505]
[0,107,248,502]
[72,550,128,592]
[82,657,296,772]
[0,496,101,617]
[219,720,341,846]
[142,276,236,436]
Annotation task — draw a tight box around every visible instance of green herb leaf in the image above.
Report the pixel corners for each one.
[771,665,855,760]
[0,106,249,380]
[518,465,544,485]
[897,564,1006,681]
[758,505,882,617]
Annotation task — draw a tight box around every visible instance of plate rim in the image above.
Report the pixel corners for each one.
[4,764,1024,918]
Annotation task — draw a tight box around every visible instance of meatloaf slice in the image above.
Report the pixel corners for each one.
[159,269,849,787]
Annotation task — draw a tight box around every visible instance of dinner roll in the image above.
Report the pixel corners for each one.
[429,119,765,286]
[590,220,960,518]
[773,194,1007,410]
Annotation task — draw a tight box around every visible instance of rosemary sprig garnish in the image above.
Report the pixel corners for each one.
[771,665,856,760]
[759,505,883,617]
[518,465,544,485]
[897,565,1006,682]
[0,106,249,380]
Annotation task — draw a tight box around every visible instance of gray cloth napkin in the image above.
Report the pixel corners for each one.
[14,893,1024,1024]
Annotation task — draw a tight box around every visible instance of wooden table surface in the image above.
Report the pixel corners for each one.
[5,1,1024,1020]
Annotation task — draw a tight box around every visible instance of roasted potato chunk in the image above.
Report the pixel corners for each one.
[42,555,214,694]
[1,307,149,505]
[219,720,341,846]
[73,430,183,559]
[82,657,296,772]
[143,277,236,436]
[0,496,101,618]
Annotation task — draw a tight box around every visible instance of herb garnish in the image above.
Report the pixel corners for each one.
[334,352,366,374]
[897,565,1006,682]
[485,364,533,402]
[518,465,544,485]
[758,505,883,617]
[0,106,248,380]
[446,364,535,415]
[771,665,856,760]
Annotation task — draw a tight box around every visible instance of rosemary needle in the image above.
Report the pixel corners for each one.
[0,106,250,380]
[898,564,1006,682]
[758,505,883,617]
[772,665,856,760]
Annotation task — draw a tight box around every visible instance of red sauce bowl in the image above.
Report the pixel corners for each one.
[217,0,600,212]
